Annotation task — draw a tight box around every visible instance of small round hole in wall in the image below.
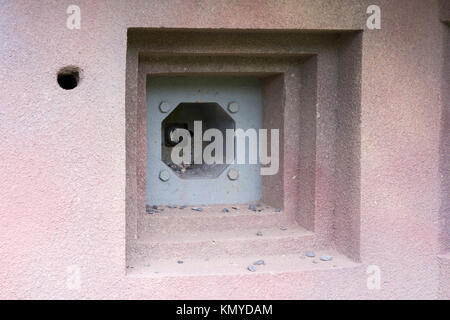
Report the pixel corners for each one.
[57,66,81,90]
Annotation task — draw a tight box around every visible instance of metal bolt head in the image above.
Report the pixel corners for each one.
[159,101,171,113]
[159,170,170,181]
[227,168,239,180]
[227,101,239,113]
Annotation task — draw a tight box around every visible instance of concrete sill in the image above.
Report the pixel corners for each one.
[127,250,360,278]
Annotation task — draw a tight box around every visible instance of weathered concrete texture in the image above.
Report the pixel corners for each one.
[440,23,450,252]
[438,253,450,299]
[441,0,450,21]
[0,0,448,299]
[439,10,450,297]
[360,0,447,300]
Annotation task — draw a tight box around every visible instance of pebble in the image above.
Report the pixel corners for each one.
[177,260,183,264]
[179,205,186,209]
[192,207,203,211]
[249,204,257,211]
[312,260,318,264]
[274,208,281,212]
[306,250,315,258]
[280,226,288,231]
[247,265,256,272]
[320,254,333,261]
[223,208,230,213]
[256,231,263,236]
[253,259,265,265]
[168,205,177,208]
[232,207,239,210]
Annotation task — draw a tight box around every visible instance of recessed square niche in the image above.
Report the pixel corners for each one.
[125,29,362,272]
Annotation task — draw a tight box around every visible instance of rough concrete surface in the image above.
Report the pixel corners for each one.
[0,0,448,299]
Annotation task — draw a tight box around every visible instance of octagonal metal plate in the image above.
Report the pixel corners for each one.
[146,76,262,206]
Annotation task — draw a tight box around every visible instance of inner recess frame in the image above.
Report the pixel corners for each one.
[126,29,362,265]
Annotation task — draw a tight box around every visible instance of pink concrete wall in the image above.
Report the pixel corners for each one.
[0,0,448,299]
